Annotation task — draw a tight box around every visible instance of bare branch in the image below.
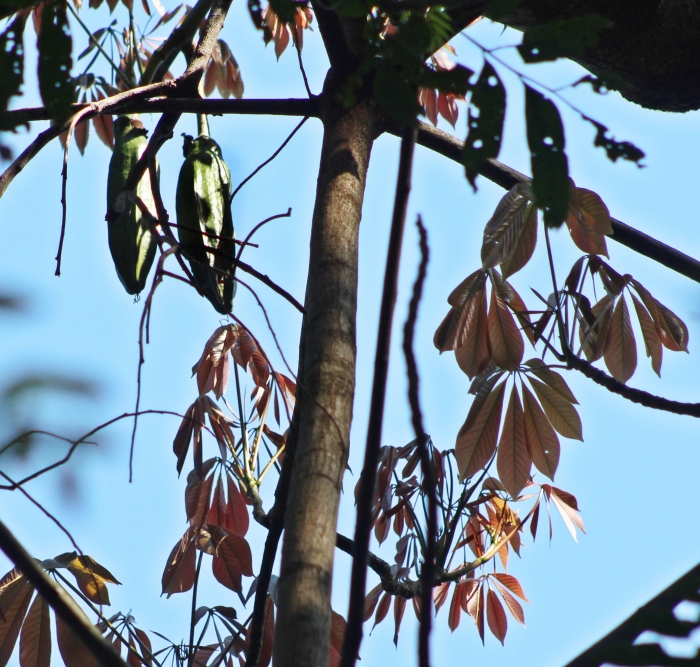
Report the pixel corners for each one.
[341,125,417,667]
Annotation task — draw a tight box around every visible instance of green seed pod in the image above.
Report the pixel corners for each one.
[106,116,158,295]
[176,133,236,314]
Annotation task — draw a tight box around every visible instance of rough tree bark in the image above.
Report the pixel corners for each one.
[272,68,380,667]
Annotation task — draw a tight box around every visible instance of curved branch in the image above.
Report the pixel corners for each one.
[0,520,129,667]
[390,121,700,286]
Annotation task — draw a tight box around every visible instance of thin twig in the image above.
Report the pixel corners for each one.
[229,117,308,203]
[235,209,292,264]
[341,125,417,667]
[295,42,312,98]
[402,217,434,667]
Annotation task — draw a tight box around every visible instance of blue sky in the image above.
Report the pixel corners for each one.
[2,5,700,666]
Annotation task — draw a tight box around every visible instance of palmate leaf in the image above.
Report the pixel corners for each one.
[496,385,530,498]
[630,292,662,376]
[522,403,557,482]
[19,594,50,667]
[528,377,583,441]
[463,61,506,189]
[456,379,506,480]
[603,294,637,383]
[525,85,569,228]
[487,287,524,371]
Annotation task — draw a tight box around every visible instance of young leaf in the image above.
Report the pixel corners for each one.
[524,359,578,404]
[486,588,508,644]
[496,385,530,498]
[566,185,610,256]
[210,525,254,594]
[455,289,491,380]
[161,528,197,597]
[456,380,506,480]
[205,475,227,528]
[578,295,613,362]
[56,612,98,667]
[500,202,538,279]
[448,582,464,632]
[467,582,485,644]
[604,295,637,383]
[549,486,586,541]
[528,377,583,440]
[631,280,689,352]
[392,596,406,646]
[37,0,74,122]
[372,592,391,631]
[19,594,51,667]
[630,293,662,376]
[186,467,215,528]
[54,553,120,606]
[363,584,383,622]
[0,577,34,667]
[488,287,524,371]
[522,384,560,480]
[434,270,487,352]
[525,85,569,227]
[463,61,506,188]
[225,474,250,537]
[480,183,535,272]
[490,579,525,627]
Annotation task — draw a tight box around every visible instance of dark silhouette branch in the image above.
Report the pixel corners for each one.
[398,121,700,286]
[0,519,129,667]
[341,125,417,667]
[402,217,434,667]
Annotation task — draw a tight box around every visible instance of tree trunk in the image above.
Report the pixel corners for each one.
[273,75,379,667]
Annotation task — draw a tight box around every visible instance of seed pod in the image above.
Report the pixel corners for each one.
[106,116,158,295]
[176,133,236,314]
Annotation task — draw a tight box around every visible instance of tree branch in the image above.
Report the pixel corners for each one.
[0,519,129,667]
[397,121,700,285]
[341,125,417,667]
[402,217,434,667]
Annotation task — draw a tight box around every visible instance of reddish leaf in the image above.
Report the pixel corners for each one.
[577,188,612,235]
[173,401,205,476]
[550,487,585,540]
[206,475,227,527]
[524,359,578,404]
[630,293,662,376]
[455,380,506,480]
[225,474,250,537]
[437,91,459,127]
[75,120,89,156]
[488,288,524,371]
[454,289,491,380]
[19,594,50,667]
[132,629,152,667]
[245,597,274,667]
[578,295,613,362]
[186,468,214,528]
[448,582,465,632]
[530,497,541,541]
[486,588,508,644]
[496,385,530,498]
[522,385,560,480]
[504,281,535,346]
[161,528,197,597]
[434,270,487,355]
[392,596,406,646]
[433,582,450,613]
[372,592,391,630]
[655,300,690,352]
[55,611,98,667]
[566,186,609,256]
[501,204,538,279]
[420,87,438,126]
[0,577,33,667]
[363,584,383,622]
[492,573,529,601]
[466,582,485,644]
[92,113,114,149]
[210,525,253,594]
[604,295,637,383]
[491,580,525,626]
[528,377,583,441]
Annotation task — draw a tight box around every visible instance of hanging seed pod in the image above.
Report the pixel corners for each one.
[106,115,158,295]
[176,130,236,314]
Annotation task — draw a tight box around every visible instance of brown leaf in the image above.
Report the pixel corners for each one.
[528,377,583,441]
[578,295,613,361]
[481,184,535,273]
[186,467,215,527]
[392,596,406,646]
[205,475,227,528]
[454,289,491,379]
[225,474,250,537]
[232,327,270,388]
[19,594,50,667]
[54,553,120,606]
[173,401,205,476]
[363,584,383,622]
[503,280,535,346]
[604,295,637,383]
[161,528,197,597]
[372,592,391,630]
[0,578,33,667]
[456,380,506,480]
[501,204,537,279]
[524,359,578,404]
[210,526,253,594]
[631,280,688,352]
[486,588,507,644]
[522,385,560,480]
[132,629,152,667]
[496,385,530,498]
[488,288,524,371]
[92,113,114,149]
[434,270,487,353]
[577,188,612,235]
[55,610,98,667]
[630,293,662,376]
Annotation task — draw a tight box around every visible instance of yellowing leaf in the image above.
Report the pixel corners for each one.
[522,385,560,480]
[496,386,530,498]
[528,377,583,440]
[54,553,120,606]
[488,288,524,371]
[604,295,637,383]
[456,380,506,480]
[630,293,662,376]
